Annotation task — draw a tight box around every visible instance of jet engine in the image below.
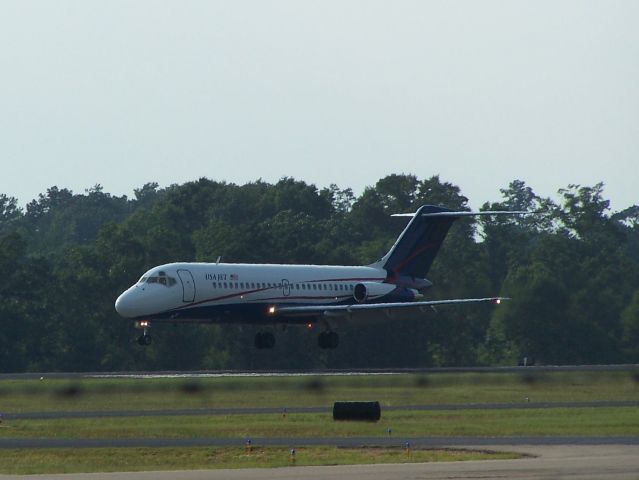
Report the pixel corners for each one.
[353,282,397,303]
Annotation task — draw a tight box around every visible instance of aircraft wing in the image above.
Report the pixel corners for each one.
[272,297,508,317]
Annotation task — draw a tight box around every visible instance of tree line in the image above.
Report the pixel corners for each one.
[1,174,638,372]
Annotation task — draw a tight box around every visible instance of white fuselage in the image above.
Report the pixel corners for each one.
[115,262,388,322]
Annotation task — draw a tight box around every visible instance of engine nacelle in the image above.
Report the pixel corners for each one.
[353,282,397,303]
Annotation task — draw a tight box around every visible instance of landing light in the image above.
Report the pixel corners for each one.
[495,298,501,305]
[268,306,276,315]
[306,322,313,329]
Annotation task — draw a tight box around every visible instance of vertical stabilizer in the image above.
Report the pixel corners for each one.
[375,205,457,279]
[372,205,530,279]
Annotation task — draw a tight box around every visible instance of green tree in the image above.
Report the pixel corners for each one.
[621,289,639,361]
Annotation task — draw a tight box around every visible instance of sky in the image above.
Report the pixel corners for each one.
[1,0,638,210]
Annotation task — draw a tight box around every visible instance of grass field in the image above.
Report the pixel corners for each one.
[3,407,638,439]
[1,371,638,412]
[0,446,521,475]
[0,370,637,474]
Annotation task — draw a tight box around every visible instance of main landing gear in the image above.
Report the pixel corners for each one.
[254,331,276,349]
[136,321,152,346]
[318,331,339,349]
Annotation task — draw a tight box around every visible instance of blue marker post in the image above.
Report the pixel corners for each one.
[290,447,296,464]
[245,438,252,454]
[405,441,411,458]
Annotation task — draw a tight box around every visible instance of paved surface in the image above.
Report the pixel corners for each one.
[1,444,638,479]
[1,364,638,380]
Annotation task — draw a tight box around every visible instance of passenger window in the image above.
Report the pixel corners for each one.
[312,284,317,290]
[251,282,255,289]
[224,282,228,288]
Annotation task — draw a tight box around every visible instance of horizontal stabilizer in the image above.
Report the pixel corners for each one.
[392,210,531,218]
[377,206,534,278]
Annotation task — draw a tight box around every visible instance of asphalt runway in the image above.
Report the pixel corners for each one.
[1,363,638,380]
[1,445,639,480]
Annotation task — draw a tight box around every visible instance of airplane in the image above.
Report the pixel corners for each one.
[115,205,527,349]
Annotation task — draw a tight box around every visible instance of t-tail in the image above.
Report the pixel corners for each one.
[373,205,530,282]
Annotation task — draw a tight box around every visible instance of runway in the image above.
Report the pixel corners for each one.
[1,363,638,380]
[1,445,638,479]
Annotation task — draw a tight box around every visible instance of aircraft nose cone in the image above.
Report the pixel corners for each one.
[115,290,137,318]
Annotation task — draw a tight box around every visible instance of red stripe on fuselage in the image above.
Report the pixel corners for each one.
[169,276,388,312]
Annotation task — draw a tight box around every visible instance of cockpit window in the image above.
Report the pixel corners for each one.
[145,275,177,287]
[138,276,148,285]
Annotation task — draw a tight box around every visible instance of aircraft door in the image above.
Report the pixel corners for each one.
[282,279,290,297]
[177,269,196,303]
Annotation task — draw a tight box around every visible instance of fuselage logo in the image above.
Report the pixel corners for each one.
[205,273,238,281]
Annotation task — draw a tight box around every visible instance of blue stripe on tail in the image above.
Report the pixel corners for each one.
[381,205,458,279]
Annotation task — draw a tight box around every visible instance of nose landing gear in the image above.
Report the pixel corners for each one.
[135,320,152,346]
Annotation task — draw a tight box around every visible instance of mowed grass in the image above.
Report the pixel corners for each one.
[0,446,522,475]
[3,407,638,439]
[0,371,637,474]
[1,371,638,413]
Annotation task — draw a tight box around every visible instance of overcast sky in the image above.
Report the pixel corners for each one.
[1,0,637,210]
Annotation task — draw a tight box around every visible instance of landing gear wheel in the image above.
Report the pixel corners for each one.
[254,331,275,349]
[137,334,152,346]
[318,331,339,349]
